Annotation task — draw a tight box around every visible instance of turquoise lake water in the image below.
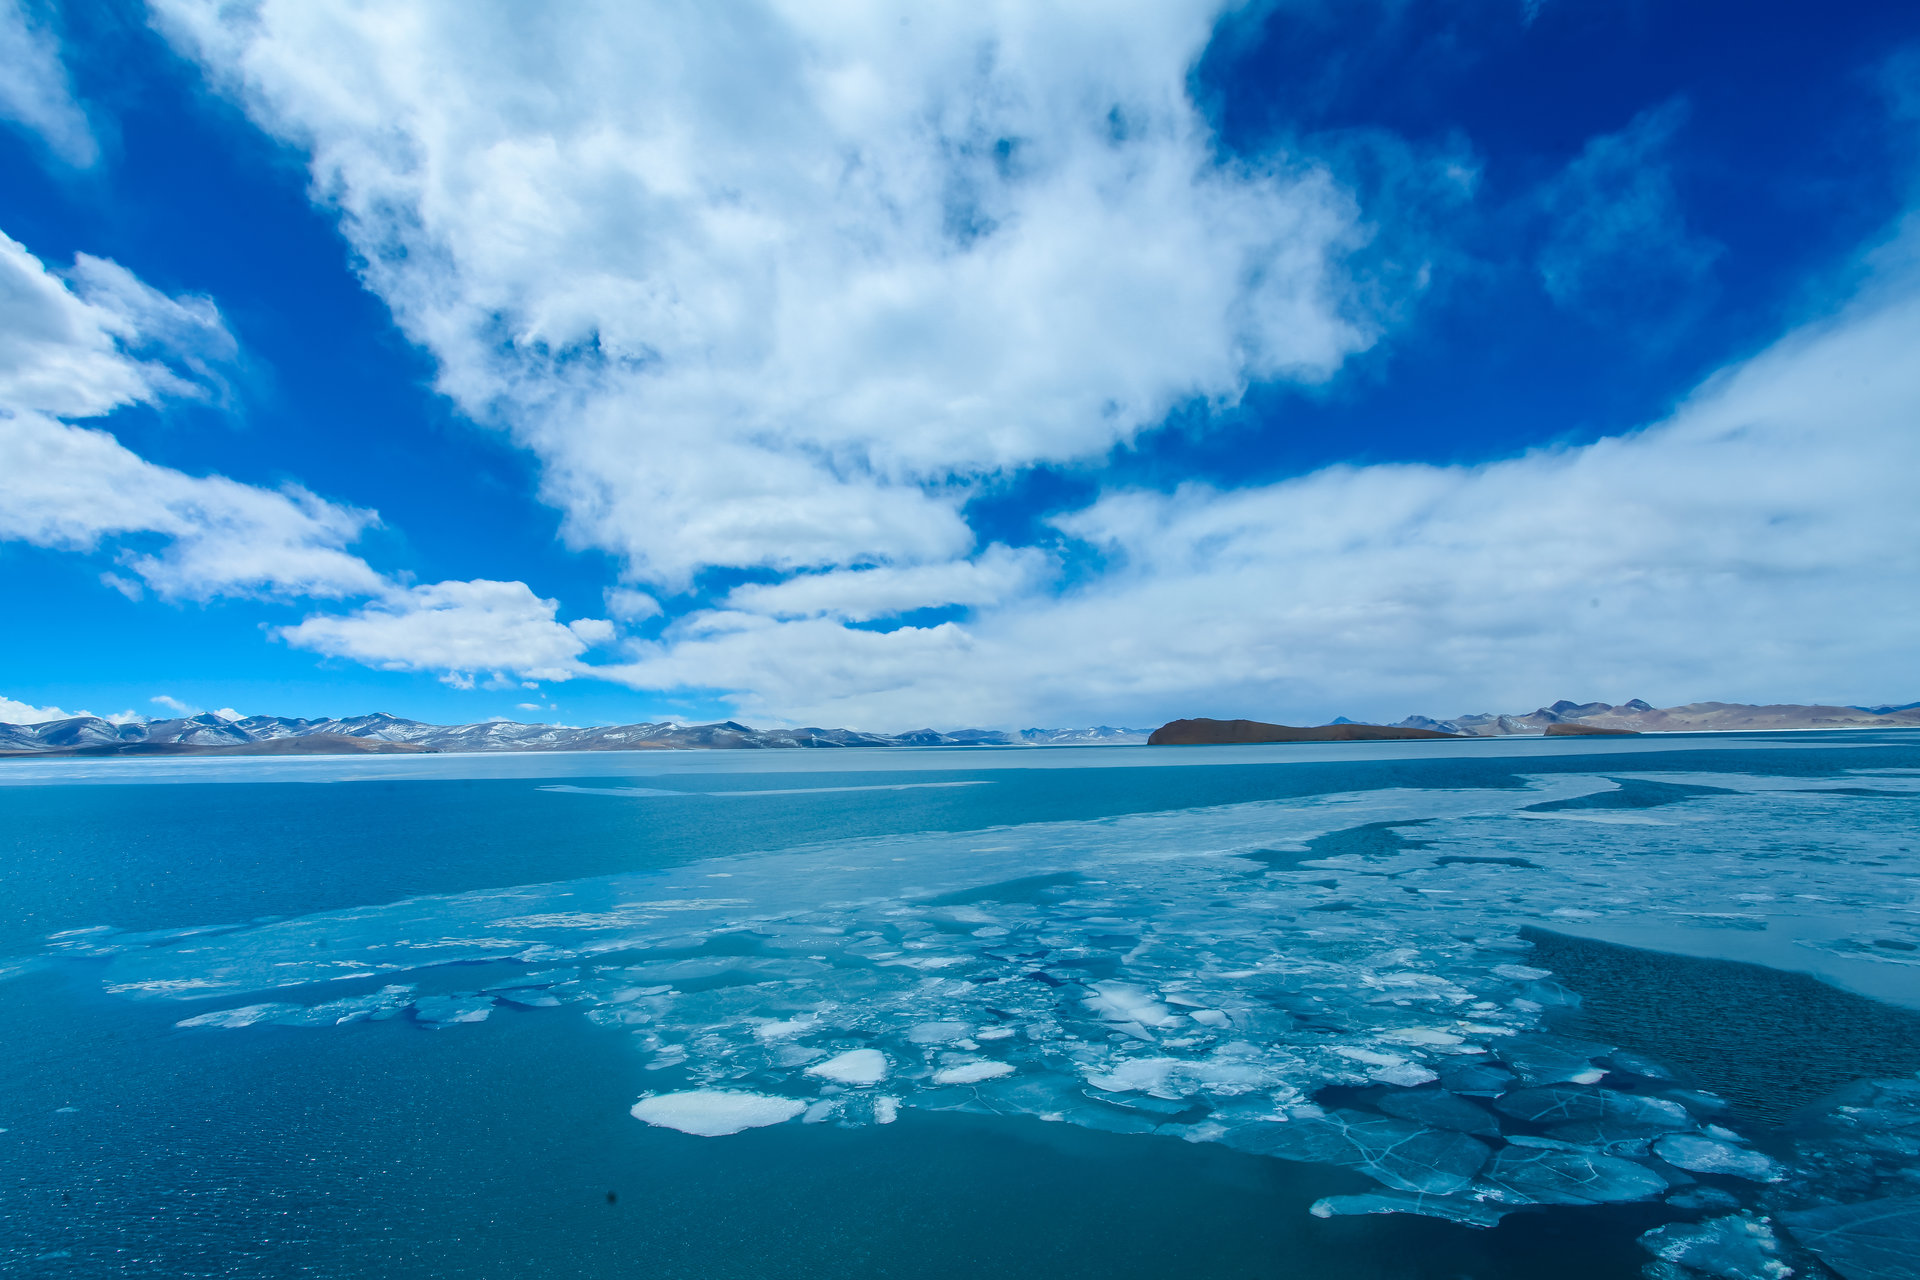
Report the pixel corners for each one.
[1,734,1916,1278]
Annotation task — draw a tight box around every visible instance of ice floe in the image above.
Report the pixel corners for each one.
[1779,1196,1920,1280]
[1655,1134,1787,1183]
[932,1061,1015,1085]
[630,1091,807,1136]
[1640,1213,1791,1280]
[807,1049,889,1085]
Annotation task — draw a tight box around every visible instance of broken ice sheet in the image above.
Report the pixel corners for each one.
[411,994,493,1026]
[1224,1110,1491,1196]
[175,985,415,1029]
[1653,1134,1786,1183]
[1311,1191,1510,1229]
[1478,1145,1669,1205]
[1375,1088,1500,1136]
[1779,1197,1920,1280]
[1492,1086,1691,1130]
[48,771,1920,1236]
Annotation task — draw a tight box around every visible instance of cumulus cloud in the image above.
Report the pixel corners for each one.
[0,695,145,725]
[597,232,1920,728]
[154,0,1383,585]
[0,694,78,723]
[0,0,97,167]
[276,579,607,686]
[150,694,199,716]
[604,587,662,623]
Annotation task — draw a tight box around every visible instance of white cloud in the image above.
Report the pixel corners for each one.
[604,587,661,623]
[0,229,384,600]
[0,409,387,600]
[0,694,76,723]
[0,0,97,168]
[596,232,1920,728]
[153,0,1384,586]
[724,545,1047,621]
[0,224,607,699]
[0,697,143,726]
[0,231,231,418]
[276,579,600,685]
[566,617,616,647]
[150,694,201,716]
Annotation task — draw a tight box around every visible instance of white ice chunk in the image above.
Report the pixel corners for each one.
[1310,1192,1508,1229]
[1371,1062,1441,1088]
[906,1020,972,1044]
[1639,1213,1790,1279]
[1334,1047,1407,1068]
[933,1060,1015,1085]
[1653,1134,1787,1182]
[753,1017,815,1040]
[806,1048,889,1085]
[873,1096,900,1124]
[1381,1027,1464,1046]
[1083,982,1176,1027]
[1087,1057,1180,1094]
[630,1090,806,1136]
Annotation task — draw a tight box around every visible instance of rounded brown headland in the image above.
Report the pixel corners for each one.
[1147,718,1458,745]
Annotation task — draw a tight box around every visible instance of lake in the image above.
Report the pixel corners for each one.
[2,733,1916,1278]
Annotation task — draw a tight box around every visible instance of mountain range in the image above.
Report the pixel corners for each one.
[0,713,1153,756]
[1386,699,1920,736]
[1,698,1915,758]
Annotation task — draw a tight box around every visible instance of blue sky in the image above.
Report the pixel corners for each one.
[2,0,1918,731]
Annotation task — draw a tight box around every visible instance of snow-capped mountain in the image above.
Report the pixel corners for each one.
[1380,699,1920,736]
[0,712,1152,756]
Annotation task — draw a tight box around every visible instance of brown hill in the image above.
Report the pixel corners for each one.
[1148,718,1457,746]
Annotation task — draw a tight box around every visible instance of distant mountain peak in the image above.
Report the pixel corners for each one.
[5,700,1912,759]
[0,714,1147,756]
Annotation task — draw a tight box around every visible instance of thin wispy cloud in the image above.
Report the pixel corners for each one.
[0,0,98,168]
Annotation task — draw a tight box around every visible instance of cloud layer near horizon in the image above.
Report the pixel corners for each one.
[655,246,1920,726]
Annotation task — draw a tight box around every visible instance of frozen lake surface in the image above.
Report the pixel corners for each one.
[2,733,1916,1277]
